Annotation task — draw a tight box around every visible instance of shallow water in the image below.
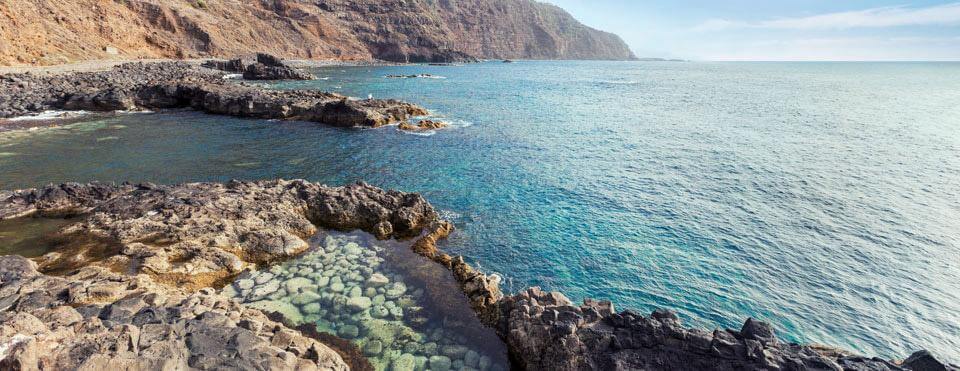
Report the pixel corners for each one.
[221,231,508,371]
[0,217,76,257]
[0,61,958,361]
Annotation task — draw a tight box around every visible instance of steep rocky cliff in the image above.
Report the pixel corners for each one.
[0,0,636,66]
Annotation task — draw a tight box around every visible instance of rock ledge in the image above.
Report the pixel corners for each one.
[0,61,425,128]
[1,180,956,370]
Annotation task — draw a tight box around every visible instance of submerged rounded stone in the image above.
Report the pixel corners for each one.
[347,296,372,312]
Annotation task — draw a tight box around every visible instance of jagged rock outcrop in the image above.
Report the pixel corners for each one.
[0,255,349,370]
[202,53,315,80]
[0,0,636,66]
[492,287,960,371]
[0,61,426,126]
[399,119,448,132]
[0,180,443,290]
[2,181,955,370]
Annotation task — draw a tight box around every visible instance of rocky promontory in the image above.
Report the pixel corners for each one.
[1,180,956,370]
[0,255,350,370]
[0,61,426,128]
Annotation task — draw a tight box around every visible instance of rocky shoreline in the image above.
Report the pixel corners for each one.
[0,60,426,128]
[0,181,956,370]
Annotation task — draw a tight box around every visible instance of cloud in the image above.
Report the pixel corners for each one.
[693,3,960,31]
[688,36,960,61]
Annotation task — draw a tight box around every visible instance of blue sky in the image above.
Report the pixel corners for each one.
[543,0,960,60]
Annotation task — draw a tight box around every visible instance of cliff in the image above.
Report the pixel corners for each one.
[0,0,636,66]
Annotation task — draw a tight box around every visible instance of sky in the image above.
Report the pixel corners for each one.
[542,0,960,61]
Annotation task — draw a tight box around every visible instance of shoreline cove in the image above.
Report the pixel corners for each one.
[0,180,953,370]
[1,56,958,370]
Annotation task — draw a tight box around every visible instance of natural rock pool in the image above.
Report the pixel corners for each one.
[221,230,509,371]
[0,216,76,257]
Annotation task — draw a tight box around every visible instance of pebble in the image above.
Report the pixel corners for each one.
[291,292,320,305]
[429,355,452,371]
[284,277,312,293]
[236,279,254,290]
[364,340,384,356]
[478,355,491,371]
[338,324,359,339]
[403,342,420,354]
[371,305,389,318]
[347,296,372,312]
[344,242,363,255]
[366,273,390,287]
[442,344,468,359]
[251,280,280,297]
[302,303,321,314]
[385,282,407,299]
[422,342,438,355]
[391,353,416,371]
[315,276,330,287]
[464,350,480,368]
[348,286,362,298]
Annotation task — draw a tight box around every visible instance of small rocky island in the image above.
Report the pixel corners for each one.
[0,181,955,370]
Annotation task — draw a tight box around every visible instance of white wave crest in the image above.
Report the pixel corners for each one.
[4,110,91,122]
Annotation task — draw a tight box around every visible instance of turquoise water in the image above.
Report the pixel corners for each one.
[1,61,959,361]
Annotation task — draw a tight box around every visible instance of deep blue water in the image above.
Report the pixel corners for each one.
[1,61,959,361]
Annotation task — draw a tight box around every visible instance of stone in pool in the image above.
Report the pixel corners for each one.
[220,231,509,371]
[347,296,372,311]
[385,282,406,299]
[429,355,452,371]
[285,277,312,293]
[338,324,360,339]
[367,273,390,287]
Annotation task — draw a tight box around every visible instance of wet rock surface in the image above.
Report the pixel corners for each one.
[202,53,315,81]
[0,255,348,370]
[0,61,426,127]
[399,120,449,132]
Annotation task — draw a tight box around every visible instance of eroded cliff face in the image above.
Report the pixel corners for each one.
[0,0,636,66]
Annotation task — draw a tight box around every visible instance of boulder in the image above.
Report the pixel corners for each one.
[347,297,372,312]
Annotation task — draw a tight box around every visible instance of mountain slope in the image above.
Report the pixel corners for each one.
[0,0,636,66]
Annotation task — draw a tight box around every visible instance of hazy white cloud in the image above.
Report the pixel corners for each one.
[693,3,960,31]
[688,36,960,61]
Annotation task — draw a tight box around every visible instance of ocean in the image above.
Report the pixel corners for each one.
[1,61,958,361]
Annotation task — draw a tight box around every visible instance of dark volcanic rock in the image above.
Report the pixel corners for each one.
[0,255,347,370]
[491,287,957,371]
[0,61,426,127]
[202,53,315,80]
